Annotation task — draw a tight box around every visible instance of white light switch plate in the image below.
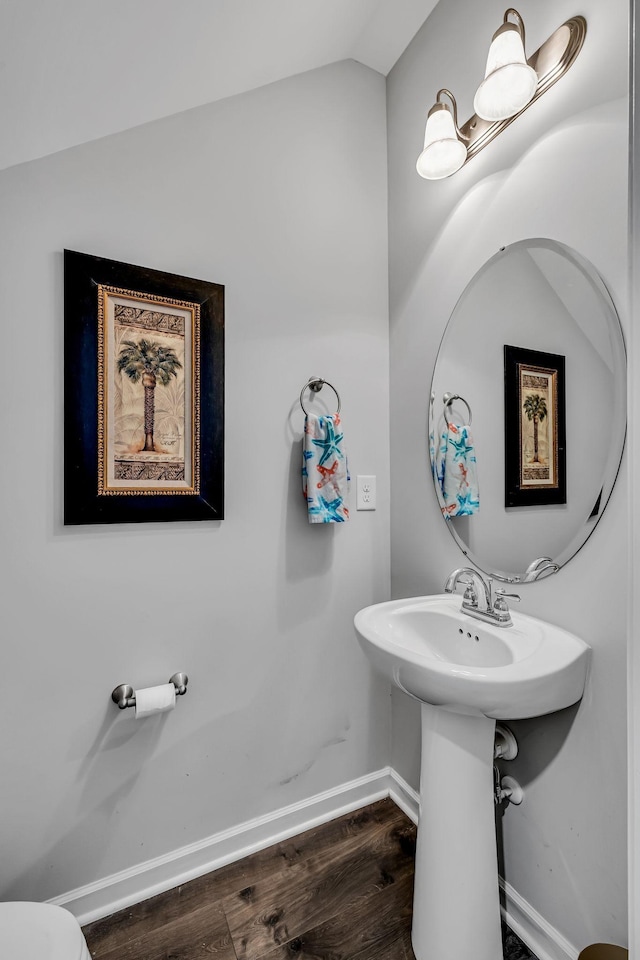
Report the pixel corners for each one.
[356,475,376,511]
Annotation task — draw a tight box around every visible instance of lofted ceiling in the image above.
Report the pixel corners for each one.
[0,0,437,172]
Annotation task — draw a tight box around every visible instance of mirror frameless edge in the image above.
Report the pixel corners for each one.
[428,238,626,584]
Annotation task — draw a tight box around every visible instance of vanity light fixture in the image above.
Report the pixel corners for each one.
[416,89,468,180]
[416,11,586,180]
[474,9,538,121]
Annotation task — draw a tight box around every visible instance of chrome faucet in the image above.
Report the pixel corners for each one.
[444,567,520,627]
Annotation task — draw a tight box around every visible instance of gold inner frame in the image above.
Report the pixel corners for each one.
[517,361,559,492]
[97,284,201,497]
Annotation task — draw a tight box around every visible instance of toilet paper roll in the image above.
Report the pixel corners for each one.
[134,683,176,719]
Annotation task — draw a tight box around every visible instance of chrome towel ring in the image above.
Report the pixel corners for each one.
[300,376,342,416]
[443,392,472,425]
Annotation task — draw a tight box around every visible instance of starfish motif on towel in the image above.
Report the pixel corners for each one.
[312,417,345,466]
[457,462,469,489]
[447,427,475,461]
[316,459,341,489]
[309,494,348,522]
[455,490,480,515]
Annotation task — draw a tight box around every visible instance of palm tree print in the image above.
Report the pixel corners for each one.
[117,339,182,452]
[522,393,547,463]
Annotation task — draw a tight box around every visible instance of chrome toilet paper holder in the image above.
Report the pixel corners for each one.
[111,672,189,710]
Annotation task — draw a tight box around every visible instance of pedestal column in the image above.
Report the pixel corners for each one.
[411,702,502,960]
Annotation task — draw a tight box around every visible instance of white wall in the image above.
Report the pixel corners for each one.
[387,0,628,951]
[0,0,437,174]
[0,60,391,903]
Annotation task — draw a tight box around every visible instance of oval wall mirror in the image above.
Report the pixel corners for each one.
[429,238,626,583]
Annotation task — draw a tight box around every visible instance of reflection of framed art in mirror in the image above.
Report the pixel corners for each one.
[504,344,566,508]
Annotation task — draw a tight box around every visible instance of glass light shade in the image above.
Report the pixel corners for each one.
[416,105,467,180]
[473,23,538,121]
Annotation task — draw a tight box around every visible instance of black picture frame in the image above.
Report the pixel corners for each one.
[64,250,224,524]
[504,345,566,508]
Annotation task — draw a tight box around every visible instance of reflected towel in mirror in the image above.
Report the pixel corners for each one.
[302,413,350,523]
[432,420,480,516]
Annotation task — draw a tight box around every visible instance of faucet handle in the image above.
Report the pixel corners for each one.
[488,578,519,608]
[462,581,478,607]
[492,589,520,623]
[494,589,520,602]
[452,574,478,604]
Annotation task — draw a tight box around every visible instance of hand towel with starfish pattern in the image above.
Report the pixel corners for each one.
[302,413,350,523]
[433,419,479,516]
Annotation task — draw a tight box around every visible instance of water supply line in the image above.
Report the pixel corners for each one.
[494,767,524,805]
[494,723,518,760]
[493,723,524,805]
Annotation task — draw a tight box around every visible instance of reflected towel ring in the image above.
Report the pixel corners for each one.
[443,392,472,425]
[300,377,342,416]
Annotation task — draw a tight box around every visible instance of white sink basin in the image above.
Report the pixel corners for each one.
[354,593,590,719]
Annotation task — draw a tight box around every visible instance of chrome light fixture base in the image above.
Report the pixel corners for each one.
[461,16,586,165]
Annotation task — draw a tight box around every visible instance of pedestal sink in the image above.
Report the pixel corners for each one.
[354,594,590,960]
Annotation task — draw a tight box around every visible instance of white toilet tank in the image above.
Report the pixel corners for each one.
[0,902,91,960]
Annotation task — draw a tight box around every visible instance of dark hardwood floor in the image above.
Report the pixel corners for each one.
[83,798,537,960]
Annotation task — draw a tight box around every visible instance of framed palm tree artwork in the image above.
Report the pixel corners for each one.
[64,251,224,524]
[504,345,566,507]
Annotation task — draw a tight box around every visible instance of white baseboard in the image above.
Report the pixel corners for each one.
[50,767,395,926]
[388,767,420,824]
[500,877,579,960]
[48,763,579,960]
